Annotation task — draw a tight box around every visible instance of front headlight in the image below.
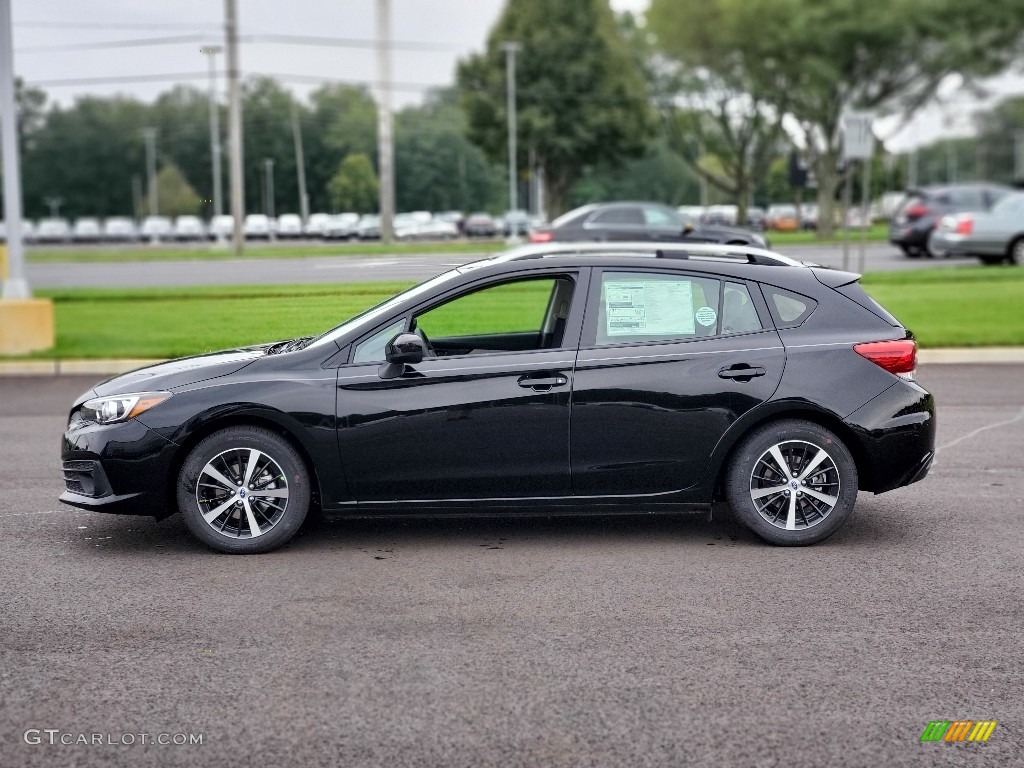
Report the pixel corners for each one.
[80,392,171,424]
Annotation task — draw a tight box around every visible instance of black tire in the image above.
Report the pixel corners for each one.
[177,426,311,554]
[979,255,1004,266]
[899,245,921,258]
[1007,237,1024,266]
[725,420,858,546]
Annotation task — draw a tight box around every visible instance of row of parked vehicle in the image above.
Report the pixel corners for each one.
[0,209,547,244]
[677,204,825,233]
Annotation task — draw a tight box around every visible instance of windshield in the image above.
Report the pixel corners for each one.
[305,270,462,350]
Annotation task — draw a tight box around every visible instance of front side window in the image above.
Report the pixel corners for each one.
[352,319,407,363]
[590,207,644,226]
[642,206,682,227]
[594,271,721,346]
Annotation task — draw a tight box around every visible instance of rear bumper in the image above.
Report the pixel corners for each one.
[889,223,931,247]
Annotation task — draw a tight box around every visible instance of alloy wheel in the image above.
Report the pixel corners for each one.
[748,440,840,531]
[196,448,289,539]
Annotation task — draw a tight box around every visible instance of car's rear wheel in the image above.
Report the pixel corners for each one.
[725,420,858,546]
[925,230,946,259]
[899,244,921,258]
[1007,237,1024,266]
[177,426,310,554]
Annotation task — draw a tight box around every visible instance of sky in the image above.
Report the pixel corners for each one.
[11,0,1023,152]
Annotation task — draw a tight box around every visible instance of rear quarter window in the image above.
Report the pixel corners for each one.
[765,287,817,328]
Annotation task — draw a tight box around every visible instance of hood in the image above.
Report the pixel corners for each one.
[90,347,267,397]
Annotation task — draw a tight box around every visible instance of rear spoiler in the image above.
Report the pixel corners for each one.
[811,267,860,289]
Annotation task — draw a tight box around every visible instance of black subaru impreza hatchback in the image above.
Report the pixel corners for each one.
[61,242,935,553]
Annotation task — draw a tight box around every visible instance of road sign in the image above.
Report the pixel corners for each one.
[842,112,875,161]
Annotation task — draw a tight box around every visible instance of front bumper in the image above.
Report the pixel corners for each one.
[60,416,179,519]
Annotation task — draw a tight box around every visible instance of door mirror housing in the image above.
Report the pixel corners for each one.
[385,332,426,365]
[682,222,695,235]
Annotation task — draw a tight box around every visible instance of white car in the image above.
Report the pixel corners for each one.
[140,216,173,241]
[413,219,459,240]
[103,217,138,243]
[209,215,234,240]
[173,215,206,241]
[36,217,72,244]
[72,217,102,243]
[323,213,360,240]
[243,214,272,239]
[276,213,303,239]
[304,212,330,238]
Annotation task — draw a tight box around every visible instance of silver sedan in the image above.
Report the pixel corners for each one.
[930,191,1024,265]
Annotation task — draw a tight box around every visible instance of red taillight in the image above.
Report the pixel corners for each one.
[854,340,917,377]
[954,216,974,235]
[905,203,929,219]
[528,230,553,243]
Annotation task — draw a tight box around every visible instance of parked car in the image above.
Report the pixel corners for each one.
[503,209,531,237]
[140,216,172,242]
[436,210,465,232]
[35,217,72,244]
[172,215,206,242]
[304,212,331,238]
[746,207,767,232]
[103,217,138,243]
[275,213,304,239]
[767,204,800,232]
[889,183,1011,258]
[393,213,420,240]
[701,205,739,226]
[323,213,360,240]
[528,202,767,247]
[464,212,498,238]
[243,214,272,240]
[800,204,819,231]
[676,206,706,226]
[58,240,935,554]
[929,190,1024,265]
[209,215,234,240]
[356,214,381,240]
[22,220,37,244]
[72,217,102,243]
[396,218,459,241]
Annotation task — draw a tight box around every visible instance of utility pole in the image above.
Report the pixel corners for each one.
[502,41,521,241]
[143,127,158,216]
[1015,130,1024,183]
[0,0,28,300]
[291,105,309,223]
[225,0,244,256]
[375,0,395,243]
[202,45,225,241]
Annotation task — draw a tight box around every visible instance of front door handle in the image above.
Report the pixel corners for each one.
[517,373,569,391]
[719,365,766,381]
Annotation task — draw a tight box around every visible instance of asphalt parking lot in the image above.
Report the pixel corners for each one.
[1,365,1021,767]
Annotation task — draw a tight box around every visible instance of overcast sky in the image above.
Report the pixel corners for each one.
[11,1,1022,152]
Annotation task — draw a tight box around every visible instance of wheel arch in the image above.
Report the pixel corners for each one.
[708,405,872,499]
[166,409,325,518]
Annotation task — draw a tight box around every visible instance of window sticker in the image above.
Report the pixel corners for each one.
[604,280,695,336]
[695,306,717,327]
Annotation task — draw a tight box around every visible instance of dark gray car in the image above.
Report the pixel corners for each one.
[889,183,1011,258]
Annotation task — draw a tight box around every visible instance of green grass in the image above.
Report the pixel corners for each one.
[861,266,1024,347]
[768,223,888,245]
[7,265,1022,359]
[26,240,505,264]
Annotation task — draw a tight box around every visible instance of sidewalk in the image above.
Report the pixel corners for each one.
[2,348,1023,376]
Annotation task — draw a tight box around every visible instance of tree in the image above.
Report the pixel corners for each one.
[457,0,654,216]
[149,163,201,216]
[242,77,303,215]
[305,84,378,213]
[327,154,378,213]
[150,85,218,217]
[569,138,700,208]
[648,0,1024,235]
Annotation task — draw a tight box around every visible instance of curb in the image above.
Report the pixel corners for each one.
[2,348,1024,376]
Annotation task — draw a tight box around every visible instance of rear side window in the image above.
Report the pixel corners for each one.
[594,271,721,345]
[765,287,817,328]
[590,207,643,226]
[948,189,986,210]
[722,282,762,334]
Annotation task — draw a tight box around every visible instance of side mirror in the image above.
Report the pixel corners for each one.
[682,222,695,235]
[385,332,426,365]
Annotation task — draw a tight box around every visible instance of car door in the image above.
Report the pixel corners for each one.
[582,206,648,241]
[335,269,588,503]
[570,268,785,497]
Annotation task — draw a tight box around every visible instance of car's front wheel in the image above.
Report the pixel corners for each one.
[177,426,310,554]
[725,420,858,546]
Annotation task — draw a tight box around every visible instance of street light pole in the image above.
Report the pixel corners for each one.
[502,41,521,241]
[291,104,309,223]
[0,0,28,299]
[202,45,225,241]
[375,0,395,243]
[44,196,62,218]
[225,0,245,256]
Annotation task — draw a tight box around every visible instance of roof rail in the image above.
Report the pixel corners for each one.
[472,241,806,269]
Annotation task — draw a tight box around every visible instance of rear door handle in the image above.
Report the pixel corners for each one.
[719,365,766,380]
[517,373,569,391]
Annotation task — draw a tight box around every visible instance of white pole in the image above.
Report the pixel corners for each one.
[502,41,521,241]
[291,105,309,223]
[203,46,225,242]
[225,0,244,256]
[376,0,395,243]
[0,0,28,299]
[144,127,158,216]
